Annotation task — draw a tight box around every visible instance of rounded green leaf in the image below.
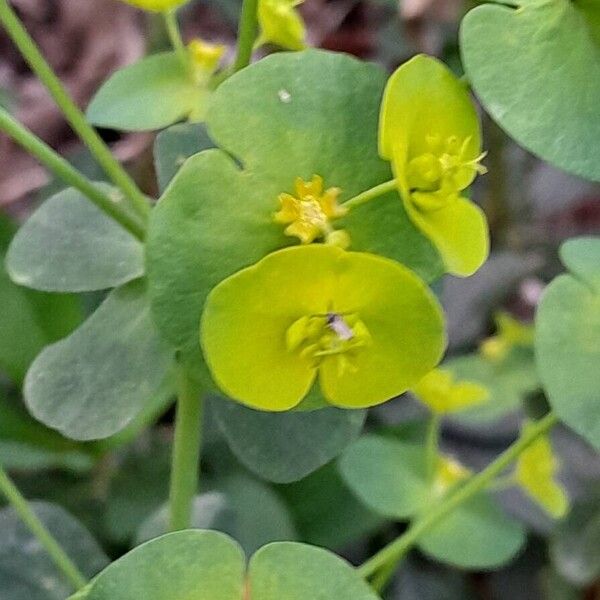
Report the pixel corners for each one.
[339,435,429,519]
[147,49,442,362]
[201,245,445,410]
[86,52,205,131]
[535,237,600,449]
[460,0,600,181]
[0,502,108,600]
[212,397,365,483]
[248,542,381,600]
[6,187,144,292]
[418,493,526,569]
[24,280,173,440]
[79,531,245,600]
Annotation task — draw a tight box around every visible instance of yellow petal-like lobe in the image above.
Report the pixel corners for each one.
[201,245,446,411]
[404,194,489,277]
[516,426,569,519]
[257,0,307,51]
[120,0,188,12]
[412,368,489,414]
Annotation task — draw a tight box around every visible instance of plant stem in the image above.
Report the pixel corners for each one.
[0,0,150,220]
[169,365,204,531]
[425,413,441,479]
[358,411,559,581]
[164,9,187,66]
[0,465,87,591]
[0,108,145,240]
[232,0,259,73]
[343,179,397,210]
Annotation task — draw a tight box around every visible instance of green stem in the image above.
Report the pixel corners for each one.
[358,411,559,580]
[169,365,204,531]
[232,0,259,73]
[0,465,87,591]
[343,179,397,210]
[0,108,145,240]
[164,9,187,66]
[0,0,150,220]
[425,413,441,480]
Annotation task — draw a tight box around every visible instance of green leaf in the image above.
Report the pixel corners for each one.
[154,122,214,192]
[24,280,173,441]
[0,215,82,384]
[212,397,365,483]
[535,236,600,449]
[73,531,381,600]
[248,542,380,600]
[6,187,144,292]
[86,52,205,132]
[147,49,442,359]
[418,493,526,569]
[551,491,600,586]
[460,0,600,181]
[443,347,539,423]
[77,531,245,600]
[278,462,384,548]
[339,435,429,519]
[0,501,108,600]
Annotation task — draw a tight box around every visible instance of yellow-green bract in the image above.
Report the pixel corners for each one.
[379,54,489,277]
[256,0,307,51]
[119,0,188,11]
[411,368,489,414]
[200,245,446,411]
[515,424,569,518]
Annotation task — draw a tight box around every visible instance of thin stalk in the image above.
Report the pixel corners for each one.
[425,413,441,479]
[359,412,559,581]
[0,465,87,591]
[169,366,204,531]
[0,0,150,220]
[232,0,259,73]
[343,179,397,210]
[0,108,145,240]
[164,9,187,66]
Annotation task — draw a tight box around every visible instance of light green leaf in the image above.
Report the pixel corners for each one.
[535,236,600,449]
[418,493,526,569]
[77,531,245,600]
[460,0,600,181]
[0,501,108,600]
[86,52,205,132]
[147,49,442,361]
[248,542,380,600]
[339,435,429,519]
[0,215,82,384]
[6,187,144,292]
[154,122,214,192]
[24,280,173,441]
[212,396,365,483]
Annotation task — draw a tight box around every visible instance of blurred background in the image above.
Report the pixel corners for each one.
[0,1,599,598]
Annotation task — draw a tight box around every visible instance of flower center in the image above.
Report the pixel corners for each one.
[273,175,350,247]
[285,312,371,375]
[407,134,487,197]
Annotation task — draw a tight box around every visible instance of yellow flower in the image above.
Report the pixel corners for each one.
[188,39,226,84]
[274,175,349,247]
[515,424,568,518]
[480,312,534,363]
[257,0,307,51]
[379,55,489,277]
[432,455,471,497]
[120,0,188,12]
[412,368,489,414]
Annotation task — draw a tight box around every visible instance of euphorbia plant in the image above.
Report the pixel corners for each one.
[0,0,598,597]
